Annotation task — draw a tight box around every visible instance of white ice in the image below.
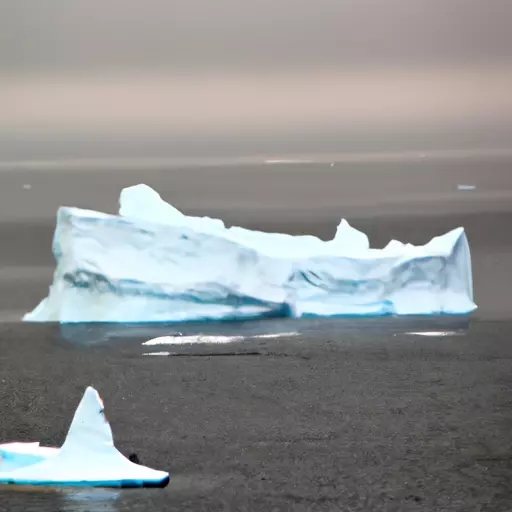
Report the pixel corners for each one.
[0,387,169,487]
[142,332,300,346]
[23,184,476,323]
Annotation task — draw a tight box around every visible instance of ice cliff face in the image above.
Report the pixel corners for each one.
[23,185,476,323]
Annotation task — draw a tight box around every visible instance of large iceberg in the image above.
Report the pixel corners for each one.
[24,185,476,323]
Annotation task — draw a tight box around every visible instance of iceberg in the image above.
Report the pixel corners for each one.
[23,184,476,323]
[0,386,169,487]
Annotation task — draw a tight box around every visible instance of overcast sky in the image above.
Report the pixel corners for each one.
[2,0,511,162]
[1,0,511,73]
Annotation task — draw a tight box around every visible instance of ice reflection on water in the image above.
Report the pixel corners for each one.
[0,487,121,512]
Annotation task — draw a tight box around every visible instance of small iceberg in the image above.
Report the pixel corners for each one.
[23,184,476,323]
[0,387,169,488]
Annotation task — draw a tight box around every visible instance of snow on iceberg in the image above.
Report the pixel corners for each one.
[23,184,476,323]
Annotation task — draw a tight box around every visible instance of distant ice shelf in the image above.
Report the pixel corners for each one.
[23,184,476,323]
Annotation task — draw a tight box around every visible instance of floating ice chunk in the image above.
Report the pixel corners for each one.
[143,335,245,345]
[0,387,169,487]
[264,159,313,164]
[142,331,300,346]
[252,332,299,339]
[402,331,461,337]
[23,185,477,323]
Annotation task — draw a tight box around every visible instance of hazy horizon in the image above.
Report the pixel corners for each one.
[2,0,512,162]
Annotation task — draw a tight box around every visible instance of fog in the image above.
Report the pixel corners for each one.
[1,0,511,163]
[2,0,512,71]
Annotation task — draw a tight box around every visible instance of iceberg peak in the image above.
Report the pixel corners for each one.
[0,386,169,487]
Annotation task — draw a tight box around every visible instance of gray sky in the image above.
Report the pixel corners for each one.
[2,0,511,162]
[1,0,512,72]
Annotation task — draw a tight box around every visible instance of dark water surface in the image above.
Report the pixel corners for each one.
[1,318,512,511]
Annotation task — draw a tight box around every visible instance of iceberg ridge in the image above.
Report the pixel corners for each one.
[23,184,476,323]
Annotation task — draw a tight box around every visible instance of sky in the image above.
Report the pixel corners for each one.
[1,0,511,73]
[1,0,511,162]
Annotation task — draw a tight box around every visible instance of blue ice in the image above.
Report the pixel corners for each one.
[23,185,476,323]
